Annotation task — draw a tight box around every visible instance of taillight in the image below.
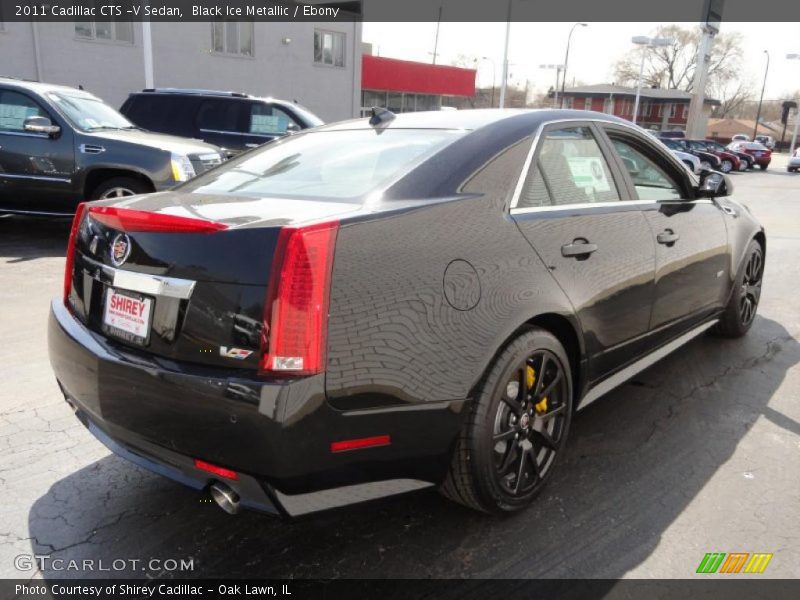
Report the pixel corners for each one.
[87,206,228,233]
[63,202,87,305]
[260,221,339,376]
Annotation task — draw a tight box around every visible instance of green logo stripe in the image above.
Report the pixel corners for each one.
[697,552,726,573]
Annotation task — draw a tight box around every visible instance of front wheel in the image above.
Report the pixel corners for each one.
[720,159,733,173]
[90,176,152,200]
[759,164,768,171]
[440,328,572,513]
[713,240,763,338]
[738,160,748,171]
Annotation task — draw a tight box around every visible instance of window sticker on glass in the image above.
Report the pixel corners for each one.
[566,157,611,192]
[250,114,280,134]
[0,104,36,130]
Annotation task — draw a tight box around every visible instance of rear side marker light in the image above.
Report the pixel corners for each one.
[64,202,87,305]
[194,459,239,480]
[330,435,392,453]
[261,221,339,376]
[88,206,228,233]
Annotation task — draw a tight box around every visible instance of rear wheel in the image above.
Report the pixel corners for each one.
[440,328,572,513]
[90,176,152,200]
[720,159,733,173]
[759,164,768,171]
[713,240,763,338]
[738,160,748,171]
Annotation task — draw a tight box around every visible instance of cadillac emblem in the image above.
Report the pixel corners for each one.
[110,233,132,267]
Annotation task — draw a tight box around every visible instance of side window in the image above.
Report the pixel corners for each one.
[0,90,48,133]
[248,103,300,136]
[517,126,620,209]
[608,136,684,201]
[125,96,185,132]
[196,99,246,133]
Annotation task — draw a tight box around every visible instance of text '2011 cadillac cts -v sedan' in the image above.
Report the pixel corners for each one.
[48,109,765,516]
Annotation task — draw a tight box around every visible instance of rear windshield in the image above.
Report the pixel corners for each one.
[182,128,465,200]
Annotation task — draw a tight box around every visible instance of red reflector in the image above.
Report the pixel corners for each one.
[64,202,87,305]
[88,206,228,233]
[330,435,391,453]
[261,221,339,376]
[194,459,238,480]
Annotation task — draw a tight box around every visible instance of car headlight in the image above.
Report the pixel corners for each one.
[170,153,196,182]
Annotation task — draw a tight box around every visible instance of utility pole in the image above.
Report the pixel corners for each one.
[687,0,724,138]
[499,0,512,108]
[432,3,443,65]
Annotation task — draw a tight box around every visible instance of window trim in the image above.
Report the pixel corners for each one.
[509,118,700,214]
[210,21,255,58]
[74,21,135,45]
[313,29,346,68]
[0,88,58,137]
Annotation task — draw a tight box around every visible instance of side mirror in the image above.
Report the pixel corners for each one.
[24,115,60,136]
[283,123,300,135]
[698,169,733,198]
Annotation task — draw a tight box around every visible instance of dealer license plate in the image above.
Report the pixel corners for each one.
[103,288,153,346]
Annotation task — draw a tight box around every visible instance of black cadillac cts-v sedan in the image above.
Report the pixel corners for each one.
[48,109,765,516]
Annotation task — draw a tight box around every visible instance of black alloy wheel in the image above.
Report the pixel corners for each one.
[713,240,764,338]
[492,350,569,497]
[440,328,573,513]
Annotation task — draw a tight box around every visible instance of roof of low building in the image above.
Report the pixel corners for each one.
[706,118,780,138]
[562,84,720,105]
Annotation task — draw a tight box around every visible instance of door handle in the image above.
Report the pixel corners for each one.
[656,229,680,245]
[561,239,598,258]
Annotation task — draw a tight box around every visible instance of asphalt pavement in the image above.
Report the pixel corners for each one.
[1,156,799,580]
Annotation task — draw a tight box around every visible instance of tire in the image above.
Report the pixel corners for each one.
[699,160,712,171]
[440,327,573,513]
[759,164,768,171]
[90,176,152,200]
[712,240,763,338]
[737,160,747,172]
[720,159,733,173]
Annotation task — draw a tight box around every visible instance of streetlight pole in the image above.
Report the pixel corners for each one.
[631,36,674,125]
[753,50,769,141]
[559,22,587,109]
[539,64,564,108]
[788,54,800,154]
[499,0,513,108]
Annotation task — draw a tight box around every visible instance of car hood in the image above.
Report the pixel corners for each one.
[84,129,221,155]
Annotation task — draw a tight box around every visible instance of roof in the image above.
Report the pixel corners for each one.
[562,84,721,106]
[706,118,779,138]
[318,108,641,132]
[362,55,476,97]
[0,76,94,97]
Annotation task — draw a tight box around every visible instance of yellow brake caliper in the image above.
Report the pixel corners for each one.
[528,365,548,415]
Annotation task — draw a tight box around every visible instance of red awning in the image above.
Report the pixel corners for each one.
[362,55,476,97]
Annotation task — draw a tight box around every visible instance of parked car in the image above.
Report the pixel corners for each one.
[0,78,223,216]
[660,138,721,171]
[728,141,772,170]
[120,89,324,158]
[49,109,765,516]
[787,147,800,172]
[753,135,775,150]
[659,130,685,139]
[704,140,755,171]
[731,134,750,142]
[645,131,699,173]
[685,139,741,173]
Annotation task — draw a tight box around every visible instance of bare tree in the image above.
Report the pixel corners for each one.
[711,78,756,118]
[612,25,747,95]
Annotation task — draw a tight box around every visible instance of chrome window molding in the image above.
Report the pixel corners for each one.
[0,130,50,139]
[0,172,70,183]
[508,116,699,214]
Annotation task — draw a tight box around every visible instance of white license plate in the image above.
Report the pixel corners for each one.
[755,152,764,156]
[103,288,153,345]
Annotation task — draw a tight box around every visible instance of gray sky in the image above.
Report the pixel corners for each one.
[363,22,800,100]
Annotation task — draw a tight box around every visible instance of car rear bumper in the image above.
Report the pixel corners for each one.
[48,300,463,514]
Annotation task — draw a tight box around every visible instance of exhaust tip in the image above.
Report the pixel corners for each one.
[209,482,240,515]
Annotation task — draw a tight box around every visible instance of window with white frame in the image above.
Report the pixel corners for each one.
[584,97,592,110]
[211,21,254,57]
[314,30,345,67]
[75,3,133,44]
[669,104,677,118]
[640,101,651,117]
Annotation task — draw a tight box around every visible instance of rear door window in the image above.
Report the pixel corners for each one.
[124,95,186,131]
[517,126,621,209]
[0,90,49,132]
[196,99,247,133]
